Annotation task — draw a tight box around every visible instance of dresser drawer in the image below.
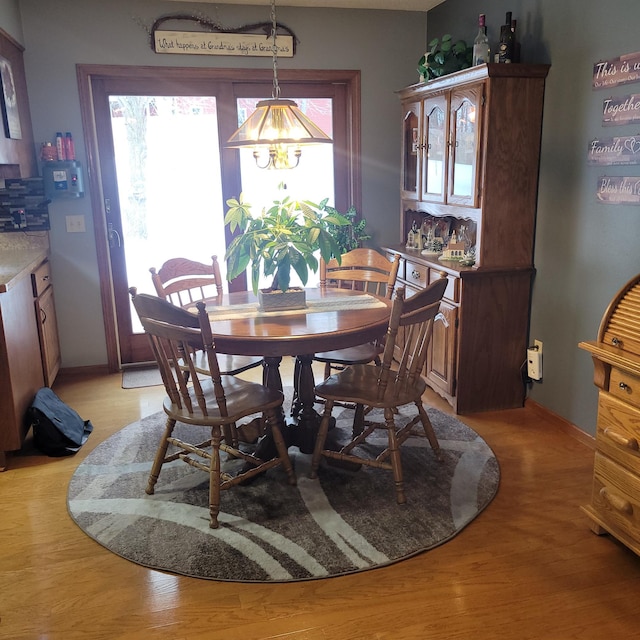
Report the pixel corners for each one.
[429,270,459,303]
[405,260,428,288]
[31,260,52,297]
[609,367,640,409]
[592,451,640,544]
[596,392,640,472]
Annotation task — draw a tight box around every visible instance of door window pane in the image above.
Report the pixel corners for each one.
[109,95,225,332]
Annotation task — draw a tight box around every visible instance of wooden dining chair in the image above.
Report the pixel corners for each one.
[131,293,296,529]
[150,255,224,306]
[309,278,447,505]
[148,256,262,377]
[313,248,400,379]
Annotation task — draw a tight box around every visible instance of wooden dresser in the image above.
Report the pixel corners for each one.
[580,273,640,555]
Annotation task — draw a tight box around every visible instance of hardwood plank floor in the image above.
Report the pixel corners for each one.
[2,363,640,639]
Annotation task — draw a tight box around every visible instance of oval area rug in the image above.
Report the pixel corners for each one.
[67,401,499,582]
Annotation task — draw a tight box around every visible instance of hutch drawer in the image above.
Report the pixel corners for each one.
[596,392,640,473]
[404,259,428,289]
[592,452,640,543]
[609,367,640,408]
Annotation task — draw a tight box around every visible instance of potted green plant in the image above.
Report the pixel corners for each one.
[224,191,349,311]
[418,34,473,81]
[324,205,371,254]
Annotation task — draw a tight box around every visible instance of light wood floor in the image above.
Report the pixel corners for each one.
[2,362,640,639]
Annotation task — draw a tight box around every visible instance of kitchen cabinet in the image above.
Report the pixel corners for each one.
[386,63,549,414]
[0,252,60,469]
[32,259,61,386]
[580,273,640,556]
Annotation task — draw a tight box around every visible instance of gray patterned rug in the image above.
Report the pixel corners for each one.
[67,398,500,582]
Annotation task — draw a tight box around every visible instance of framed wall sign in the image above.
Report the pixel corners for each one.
[588,135,640,165]
[597,175,640,205]
[0,56,21,139]
[153,30,294,57]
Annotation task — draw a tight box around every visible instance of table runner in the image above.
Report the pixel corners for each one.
[187,293,387,321]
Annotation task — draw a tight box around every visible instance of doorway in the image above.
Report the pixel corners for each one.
[77,65,361,371]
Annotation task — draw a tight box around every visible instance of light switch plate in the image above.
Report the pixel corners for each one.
[66,214,86,233]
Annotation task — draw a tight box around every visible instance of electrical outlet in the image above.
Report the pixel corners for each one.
[65,214,86,233]
[527,341,543,381]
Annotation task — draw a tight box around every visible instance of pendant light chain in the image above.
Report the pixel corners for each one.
[270,0,280,100]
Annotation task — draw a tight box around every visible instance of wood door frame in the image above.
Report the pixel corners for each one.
[76,64,361,372]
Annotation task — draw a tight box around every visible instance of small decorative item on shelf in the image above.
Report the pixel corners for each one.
[418,34,473,81]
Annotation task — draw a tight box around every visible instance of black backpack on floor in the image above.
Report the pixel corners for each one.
[27,387,93,457]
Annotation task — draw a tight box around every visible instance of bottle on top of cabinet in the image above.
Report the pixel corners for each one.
[498,11,515,63]
[472,14,491,66]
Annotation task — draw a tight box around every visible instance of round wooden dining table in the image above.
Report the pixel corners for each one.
[196,287,392,453]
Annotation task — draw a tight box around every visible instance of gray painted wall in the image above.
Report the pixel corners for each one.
[428,0,640,436]
[0,0,23,45]
[7,0,638,437]
[12,0,426,369]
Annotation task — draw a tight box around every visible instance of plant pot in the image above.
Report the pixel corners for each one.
[258,287,307,312]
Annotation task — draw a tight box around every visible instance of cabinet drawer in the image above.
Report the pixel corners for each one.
[596,392,640,472]
[429,270,459,303]
[405,260,428,288]
[592,451,640,544]
[609,368,640,409]
[32,260,52,297]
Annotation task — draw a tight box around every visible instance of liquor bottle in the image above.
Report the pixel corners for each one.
[472,14,491,66]
[498,11,514,63]
[511,18,520,63]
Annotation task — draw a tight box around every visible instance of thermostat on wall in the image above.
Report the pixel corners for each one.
[43,160,84,199]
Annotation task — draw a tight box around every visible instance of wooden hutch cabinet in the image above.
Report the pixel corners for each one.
[385,63,549,414]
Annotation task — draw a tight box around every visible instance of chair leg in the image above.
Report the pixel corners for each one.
[146,417,176,495]
[309,399,335,479]
[416,402,442,461]
[266,408,297,486]
[323,361,332,379]
[384,407,406,505]
[209,425,222,529]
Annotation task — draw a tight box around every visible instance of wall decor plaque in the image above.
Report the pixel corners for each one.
[596,175,640,204]
[153,30,294,57]
[602,94,640,126]
[594,51,640,90]
[588,135,640,165]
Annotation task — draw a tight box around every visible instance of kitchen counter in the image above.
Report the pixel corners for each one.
[0,248,49,293]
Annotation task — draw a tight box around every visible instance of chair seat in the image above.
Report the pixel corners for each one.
[162,376,282,426]
[313,344,382,365]
[315,364,427,409]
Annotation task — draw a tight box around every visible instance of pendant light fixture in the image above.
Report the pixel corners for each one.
[226,0,332,170]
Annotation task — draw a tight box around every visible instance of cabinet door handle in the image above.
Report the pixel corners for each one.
[41,275,50,282]
[599,487,633,515]
[603,427,639,450]
[41,308,47,324]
